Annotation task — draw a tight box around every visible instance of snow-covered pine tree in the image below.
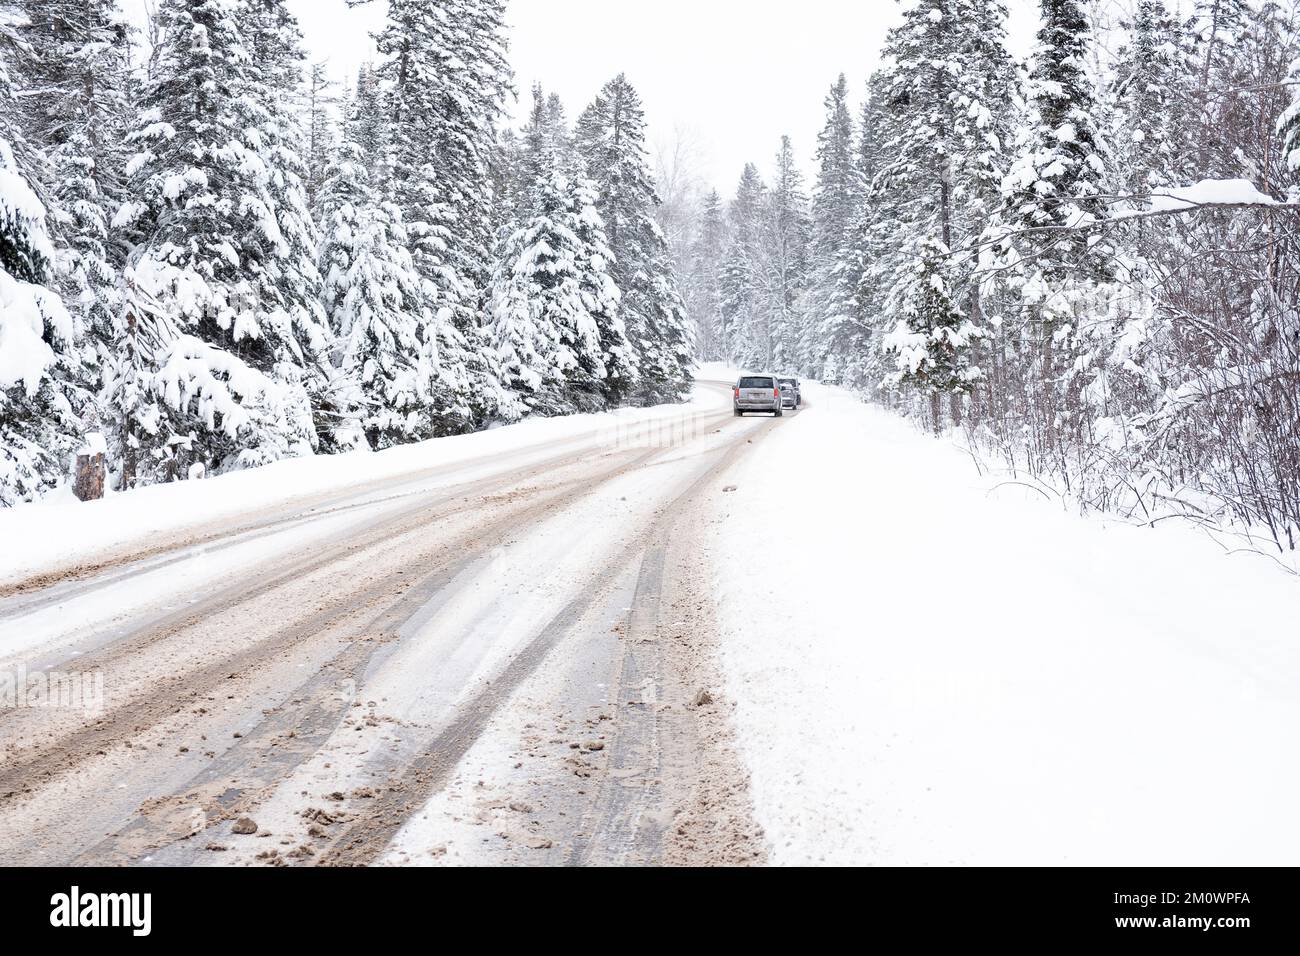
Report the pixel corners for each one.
[819,72,888,389]
[349,63,390,190]
[520,84,558,182]
[574,74,693,403]
[238,0,335,449]
[856,70,889,195]
[113,0,324,482]
[0,13,77,505]
[490,86,626,413]
[720,163,765,367]
[101,272,169,493]
[996,0,1112,455]
[882,236,984,433]
[1111,1,1184,194]
[303,61,338,207]
[370,0,509,433]
[316,72,425,452]
[544,92,574,171]
[487,175,603,415]
[1001,0,1109,279]
[489,125,524,231]
[13,0,131,417]
[570,169,635,407]
[760,135,812,372]
[433,0,511,294]
[860,0,1016,421]
[812,75,858,259]
[684,189,727,362]
[953,0,1023,430]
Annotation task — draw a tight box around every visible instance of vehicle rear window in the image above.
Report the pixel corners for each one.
[739,377,774,388]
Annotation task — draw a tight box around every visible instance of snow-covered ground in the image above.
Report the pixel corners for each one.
[710,381,1300,866]
[0,388,721,585]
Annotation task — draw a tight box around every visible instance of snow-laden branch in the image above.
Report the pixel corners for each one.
[1112,179,1286,220]
[945,179,1297,273]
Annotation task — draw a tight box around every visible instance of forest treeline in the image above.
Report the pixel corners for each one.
[0,0,692,505]
[680,0,1300,551]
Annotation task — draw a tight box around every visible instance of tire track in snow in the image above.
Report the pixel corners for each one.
[320,416,773,866]
[0,421,665,616]
[0,422,676,606]
[0,442,681,837]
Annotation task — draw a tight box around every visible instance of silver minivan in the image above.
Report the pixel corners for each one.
[733,374,783,416]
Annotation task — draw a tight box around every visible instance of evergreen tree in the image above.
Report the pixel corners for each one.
[994,0,1112,450]
[433,0,512,293]
[371,0,508,432]
[239,0,335,448]
[303,61,338,207]
[316,76,424,451]
[490,86,628,413]
[882,237,984,432]
[349,63,390,190]
[1111,1,1184,194]
[0,13,78,505]
[571,174,635,406]
[114,0,323,481]
[488,170,612,415]
[574,74,693,403]
[1002,0,1109,277]
[720,163,765,366]
[544,92,574,169]
[819,72,888,388]
[13,0,132,433]
[762,135,812,371]
[877,0,1018,254]
[856,71,888,190]
[684,189,727,361]
[856,0,1016,415]
[811,74,859,266]
[490,125,524,230]
[520,84,558,183]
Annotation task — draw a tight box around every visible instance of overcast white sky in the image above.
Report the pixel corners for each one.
[499,0,1036,189]
[132,0,1040,192]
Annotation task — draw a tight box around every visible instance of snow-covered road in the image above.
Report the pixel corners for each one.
[0,380,766,865]
[710,380,1300,866]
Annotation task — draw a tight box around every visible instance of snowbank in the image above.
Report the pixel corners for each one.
[710,381,1300,865]
[0,386,725,584]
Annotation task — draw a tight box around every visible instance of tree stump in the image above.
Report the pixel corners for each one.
[74,452,106,502]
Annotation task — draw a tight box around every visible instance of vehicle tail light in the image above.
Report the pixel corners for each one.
[774,388,780,398]
[733,387,739,398]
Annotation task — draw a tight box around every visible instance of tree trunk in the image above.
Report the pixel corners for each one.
[74,452,106,502]
[119,430,136,492]
[119,310,139,491]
